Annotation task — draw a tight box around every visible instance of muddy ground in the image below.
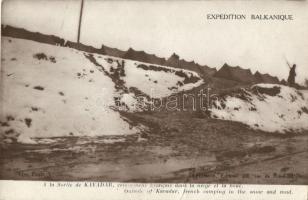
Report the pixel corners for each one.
[0,111,307,184]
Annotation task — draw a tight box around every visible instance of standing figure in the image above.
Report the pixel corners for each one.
[287,64,296,87]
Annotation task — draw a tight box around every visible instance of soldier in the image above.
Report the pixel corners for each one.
[287,64,296,87]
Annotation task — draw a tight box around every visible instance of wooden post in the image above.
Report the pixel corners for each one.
[77,0,84,43]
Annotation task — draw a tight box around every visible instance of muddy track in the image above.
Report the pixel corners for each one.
[1,111,307,183]
[149,150,308,183]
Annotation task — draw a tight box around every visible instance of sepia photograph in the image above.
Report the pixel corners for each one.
[1,0,308,186]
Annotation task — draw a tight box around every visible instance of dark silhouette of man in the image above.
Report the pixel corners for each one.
[287,64,296,86]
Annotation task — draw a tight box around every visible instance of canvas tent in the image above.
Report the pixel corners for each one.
[101,45,126,58]
[214,63,255,83]
[2,25,65,47]
[166,53,216,76]
[254,71,280,84]
[123,48,166,65]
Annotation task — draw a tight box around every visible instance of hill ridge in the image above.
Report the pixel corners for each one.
[2,24,281,84]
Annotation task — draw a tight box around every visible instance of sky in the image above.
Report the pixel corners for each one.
[2,0,308,84]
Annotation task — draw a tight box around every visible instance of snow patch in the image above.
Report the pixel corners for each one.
[92,54,204,98]
[211,84,308,133]
[1,37,139,143]
[1,37,203,143]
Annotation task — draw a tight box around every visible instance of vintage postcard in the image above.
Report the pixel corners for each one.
[0,0,308,199]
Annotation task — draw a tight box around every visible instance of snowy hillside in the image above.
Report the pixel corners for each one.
[90,54,203,98]
[2,36,307,145]
[211,84,308,133]
[0,37,203,144]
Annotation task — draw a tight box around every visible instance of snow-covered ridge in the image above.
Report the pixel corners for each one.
[0,37,203,143]
[211,84,308,133]
[90,54,203,98]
